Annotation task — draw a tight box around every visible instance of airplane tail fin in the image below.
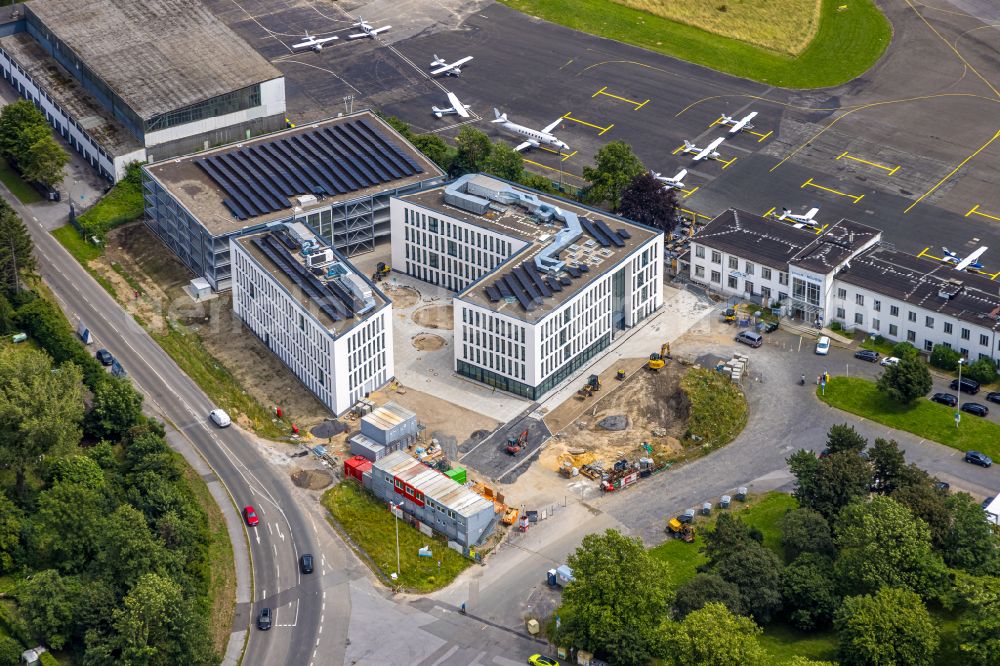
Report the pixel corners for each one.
[492,108,507,123]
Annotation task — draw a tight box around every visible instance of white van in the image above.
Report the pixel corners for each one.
[209,409,231,428]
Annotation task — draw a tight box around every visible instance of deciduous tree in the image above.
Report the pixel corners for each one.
[0,100,48,162]
[582,141,644,210]
[941,493,999,574]
[86,376,144,440]
[673,573,744,619]
[661,602,767,666]
[483,141,524,182]
[825,423,867,454]
[780,508,835,561]
[964,357,999,384]
[454,127,492,174]
[0,493,21,573]
[17,569,83,650]
[618,172,678,234]
[34,481,106,572]
[410,134,454,173]
[929,344,961,371]
[558,529,671,665]
[20,130,68,186]
[781,553,838,630]
[715,542,784,623]
[876,356,932,404]
[868,437,906,494]
[787,449,871,520]
[836,587,939,666]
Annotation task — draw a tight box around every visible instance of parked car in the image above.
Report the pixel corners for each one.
[934,481,950,492]
[527,656,559,666]
[243,506,259,526]
[950,377,981,394]
[762,320,779,333]
[983,496,996,509]
[299,554,314,574]
[735,331,762,348]
[854,349,880,363]
[95,348,114,366]
[880,356,900,367]
[931,393,958,407]
[965,451,993,467]
[257,607,272,631]
[985,392,1000,404]
[961,402,989,417]
[209,409,231,428]
[110,359,127,378]
[815,336,831,355]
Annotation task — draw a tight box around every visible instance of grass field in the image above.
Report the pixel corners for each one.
[322,482,472,592]
[52,224,102,263]
[818,376,1000,460]
[0,156,42,204]
[680,367,748,450]
[500,0,891,88]
[614,0,821,56]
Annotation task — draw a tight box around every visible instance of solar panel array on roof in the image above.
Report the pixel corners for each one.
[578,217,610,247]
[485,285,501,302]
[596,219,626,248]
[250,234,357,323]
[196,118,424,220]
[617,228,632,240]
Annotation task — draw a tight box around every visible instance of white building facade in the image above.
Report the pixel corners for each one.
[231,224,394,415]
[392,174,664,400]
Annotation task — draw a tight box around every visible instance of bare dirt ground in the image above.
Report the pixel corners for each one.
[539,361,690,474]
[380,283,421,309]
[412,333,445,351]
[412,304,453,330]
[94,223,331,426]
[291,468,334,490]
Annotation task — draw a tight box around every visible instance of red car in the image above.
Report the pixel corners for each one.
[243,506,259,526]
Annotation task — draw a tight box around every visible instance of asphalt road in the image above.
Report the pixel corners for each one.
[10,195,336,664]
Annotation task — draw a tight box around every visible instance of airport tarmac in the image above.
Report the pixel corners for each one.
[208,0,1000,275]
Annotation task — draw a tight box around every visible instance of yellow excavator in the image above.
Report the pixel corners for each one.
[371,262,390,282]
[647,343,670,371]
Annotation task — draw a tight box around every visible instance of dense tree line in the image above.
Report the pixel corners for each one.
[0,100,68,187]
[554,423,1000,666]
[0,206,215,664]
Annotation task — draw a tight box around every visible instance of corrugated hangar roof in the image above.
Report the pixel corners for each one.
[27,0,282,121]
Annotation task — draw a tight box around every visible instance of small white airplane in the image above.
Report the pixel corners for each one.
[432,92,471,118]
[492,109,570,153]
[292,33,339,52]
[347,19,390,39]
[651,169,687,190]
[430,54,473,77]
[942,246,987,272]
[721,111,758,134]
[777,207,820,227]
[681,137,725,161]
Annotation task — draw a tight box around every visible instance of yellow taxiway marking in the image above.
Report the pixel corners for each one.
[749,129,772,142]
[709,116,724,128]
[592,87,649,110]
[672,144,686,156]
[801,177,865,203]
[836,151,900,175]
[539,146,578,161]
[763,207,777,217]
[719,156,738,170]
[679,207,712,222]
[917,246,931,258]
[966,204,1000,222]
[523,159,587,183]
[905,128,1000,213]
[680,185,699,198]
[561,112,614,135]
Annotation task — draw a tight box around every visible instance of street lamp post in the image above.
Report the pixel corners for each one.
[391,501,402,578]
[956,358,964,428]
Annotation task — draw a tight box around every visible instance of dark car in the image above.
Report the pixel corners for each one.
[762,320,779,333]
[854,349,880,363]
[965,451,993,467]
[950,377,981,394]
[983,496,996,509]
[934,481,950,492]
[257,607,272,631]
[95,348,114,366]
[299,554,314,574]
[931,393,958,407]
[961,402,989,417]
[986,392,1000,405]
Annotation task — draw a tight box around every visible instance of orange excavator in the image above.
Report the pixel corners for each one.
[505,429,528,455]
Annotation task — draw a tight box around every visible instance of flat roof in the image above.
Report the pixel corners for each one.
[234,224,387,336]
[791,219,881,275]
[0,32,141,155]
[837,247,1000,332]
[26,0,282,121]
[363,402,415,431]
[373,451,494,518]
[692,209,814,270]
[145,111,443,236]
[404,175,661,323]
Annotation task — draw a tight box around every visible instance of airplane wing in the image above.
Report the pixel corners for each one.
[292,39,316,49]
[729,111,758,133]
[514,141,534,152]
[541,117,564,134]
[447,92,470,118]
[955,246,988,272]
[803,207,819,221]
[674,169,688,182]
[431,56,472,75]
[347,32,368,39]
[371,25,391,35]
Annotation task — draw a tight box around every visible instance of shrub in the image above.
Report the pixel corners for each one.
[75,161,145,241]
[929,344,961,371]
[963,357,998,385]
[892,341,919,361]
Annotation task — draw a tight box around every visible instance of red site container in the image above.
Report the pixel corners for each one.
[344,455,372,482]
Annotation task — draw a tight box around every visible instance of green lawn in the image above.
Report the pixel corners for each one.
[649,492,797,589]
[52,224,102,263]
[500,0,891,88]
[818,376,1000,460]
[0,156,42,204]
[760,622,839,664]
[681,367,748,450]
[76,178,143,237]
[322,481,473,592]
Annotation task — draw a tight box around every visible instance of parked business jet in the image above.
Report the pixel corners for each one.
[492,109,570,153]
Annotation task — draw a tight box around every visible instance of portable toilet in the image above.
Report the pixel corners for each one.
[720,495,731,509]
[546,569,558,587]
[701,502,712,516]
[735,486,748,501]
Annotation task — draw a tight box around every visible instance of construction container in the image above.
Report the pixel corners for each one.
[361,401,417,445]
[344,455,372,483]
[445,467,467,485]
